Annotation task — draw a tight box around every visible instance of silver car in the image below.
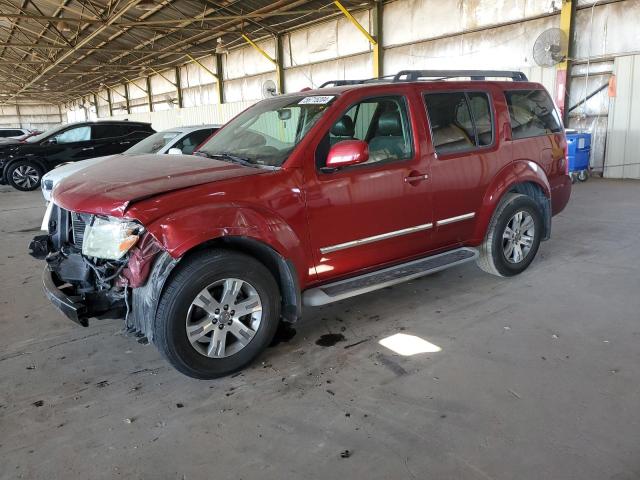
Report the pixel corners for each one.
[41,124,219,202]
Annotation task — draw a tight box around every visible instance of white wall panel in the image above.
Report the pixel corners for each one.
[284,53,372,91]
[383,0,554,48]
[283,11,371,68]
[183,84,218,108]
[150,70,177,95]
[224,38,276,80]
[604,54,640,179]
[574,1,640,61]
[383,16,556,74]
[128,78,148,100]
[111,100,255,131]
[182,56,217,86]
[224,72,277,103]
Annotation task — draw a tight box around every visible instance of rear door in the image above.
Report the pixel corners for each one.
[422,87,505,249]
[304,90,434,281]
[91,124,134,157]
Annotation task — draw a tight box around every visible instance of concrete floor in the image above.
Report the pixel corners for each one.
[1,178,639,480]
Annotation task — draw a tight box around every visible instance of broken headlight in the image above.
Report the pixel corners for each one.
[82,216,144,260]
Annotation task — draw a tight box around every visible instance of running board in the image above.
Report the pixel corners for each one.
[303,247,478,307]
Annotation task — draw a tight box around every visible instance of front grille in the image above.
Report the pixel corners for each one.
[70,212,89,248]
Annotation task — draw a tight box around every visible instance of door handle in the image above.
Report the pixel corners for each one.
[119,141,131,145]
[81,147,94,151]
[404,173,429,183]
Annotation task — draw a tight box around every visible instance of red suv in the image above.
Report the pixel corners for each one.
[31,70,571,379]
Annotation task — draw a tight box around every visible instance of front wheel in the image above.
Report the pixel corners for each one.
[153,250,281,379]
[477,193,543,277]
[7,160,43,191]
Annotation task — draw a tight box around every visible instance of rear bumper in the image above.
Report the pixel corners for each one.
[42,266,88,327]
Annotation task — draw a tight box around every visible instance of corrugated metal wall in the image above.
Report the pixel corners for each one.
[604,55,640,179]
[54,0,639,172]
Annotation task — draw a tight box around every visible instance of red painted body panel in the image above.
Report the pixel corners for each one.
[53,153,264,217]
[52,80,572,292]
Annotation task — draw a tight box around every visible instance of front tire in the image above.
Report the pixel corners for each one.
[153,250,281,379]
[7,160,43,191]
[477,193,543,277]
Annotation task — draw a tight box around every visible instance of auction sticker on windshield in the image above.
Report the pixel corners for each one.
[298,96,334,105]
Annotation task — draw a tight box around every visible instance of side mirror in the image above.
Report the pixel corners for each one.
[48,137,57,145]
[325,140,369,170]
[167,147,182,155]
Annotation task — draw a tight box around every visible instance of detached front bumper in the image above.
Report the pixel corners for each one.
[42,266,89,327]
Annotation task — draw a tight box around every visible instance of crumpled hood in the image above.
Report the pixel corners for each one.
[53,153,266,217]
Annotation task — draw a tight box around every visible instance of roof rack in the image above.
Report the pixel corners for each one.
[392,70,528,82]
[318,70,528,89]
[319,75,396,88]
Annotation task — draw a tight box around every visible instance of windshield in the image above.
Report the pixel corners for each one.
[26,124,68,143]
[197,94,336,167]
[125,131,180,154]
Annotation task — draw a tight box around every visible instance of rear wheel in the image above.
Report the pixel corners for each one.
[153,250,280,379]
[7,160,42,191]
[477,193,543,277]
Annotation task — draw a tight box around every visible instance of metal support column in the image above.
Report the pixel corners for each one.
[123,83,131,114]
[146,76,153,112]
[275,34,285,94]
[215,54,224,104]
[106,88,113,117]
[372,0,383,78]
[93,94,99,118]
[174,66,183,108]
[556,0,576,121]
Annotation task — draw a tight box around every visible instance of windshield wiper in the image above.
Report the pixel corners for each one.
[198,151,257,167]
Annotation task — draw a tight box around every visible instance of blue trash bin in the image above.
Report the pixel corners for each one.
[566,131,591,182]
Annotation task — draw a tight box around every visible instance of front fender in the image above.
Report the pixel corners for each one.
[143,203,308,282]
[471,159,551,243]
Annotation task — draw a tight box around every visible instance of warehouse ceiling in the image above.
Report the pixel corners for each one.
[0,0,370,104]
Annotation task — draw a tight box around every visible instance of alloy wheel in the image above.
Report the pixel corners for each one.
[12,165,40,189]
[185,278,263,358]
[502,211,535,264]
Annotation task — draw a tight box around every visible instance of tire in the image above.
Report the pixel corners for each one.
[7,160,43,191]
[153,250,280,379]
[477,193,543,277]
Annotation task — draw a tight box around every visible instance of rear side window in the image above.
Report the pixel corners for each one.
[424,92,493,155]
[505,89,562,139]
[124,124,154,135]
[92,124,127,139]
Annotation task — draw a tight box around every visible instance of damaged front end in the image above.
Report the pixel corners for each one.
[30,204,165,329]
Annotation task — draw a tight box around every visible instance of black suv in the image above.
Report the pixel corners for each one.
[0,120,155,191]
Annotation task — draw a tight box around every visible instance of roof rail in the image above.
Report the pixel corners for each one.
[319,75,396,88]
[319,79,369,88]
[392,70,529,82]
